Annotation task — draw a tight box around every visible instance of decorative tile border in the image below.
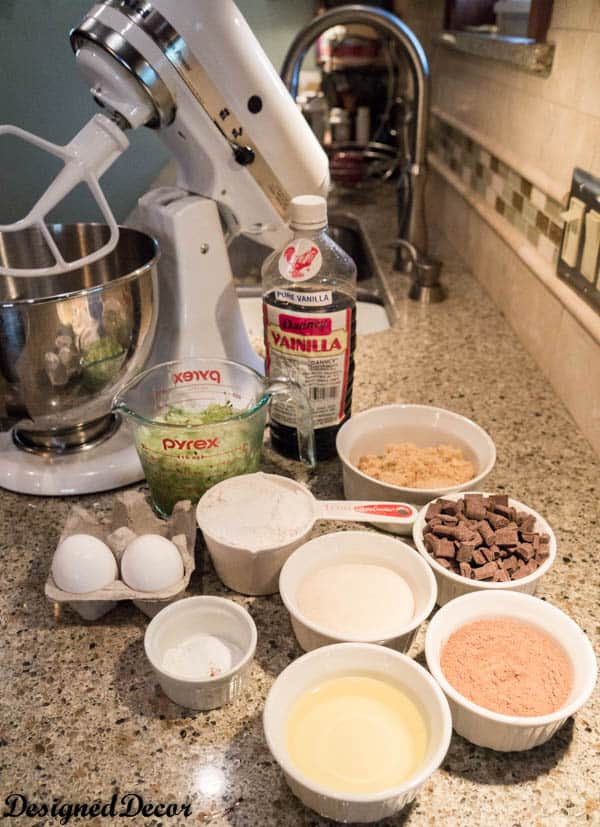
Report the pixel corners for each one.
[429,114,564,267]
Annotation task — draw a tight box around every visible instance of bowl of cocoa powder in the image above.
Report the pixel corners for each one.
[425,590,597,751]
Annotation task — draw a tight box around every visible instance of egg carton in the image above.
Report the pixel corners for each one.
[45,491,196,621]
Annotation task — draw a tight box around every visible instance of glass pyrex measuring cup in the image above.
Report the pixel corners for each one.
[113,358,316,516]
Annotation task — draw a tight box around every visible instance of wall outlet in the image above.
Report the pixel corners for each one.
[557,168,600,311]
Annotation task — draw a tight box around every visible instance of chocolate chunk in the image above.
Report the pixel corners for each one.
[519,531,536,543]
[463,519,480,530]
[502,555,519,572]
[489,544,503,559]
[459,562,473,579]
[492,568,510,582]
[511,559,539,580]
[516,542,535,561]
[489,494,509,507]
[435,539,456,559]
[472,549,487,566]
[454,525,473,543]
[432,524,472,542]
[438,499,458,515]
[456,543,475,562]
[468,530,484,547]
[424,534,441,555]
[473,561,499,580]
[425,502,443,520]
[487,512,510,530]
[482,546,497,563]
[517,513,536,532]
[535,545,551,563]
[437,558,452,569]
[431,524,457,538]
[439,514,459,525]
[540,533,550,545]
[464,494,487,520]
[494,528,520,547]
[478,521,495,546]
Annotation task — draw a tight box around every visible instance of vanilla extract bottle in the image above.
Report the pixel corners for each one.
[262,195,357,460]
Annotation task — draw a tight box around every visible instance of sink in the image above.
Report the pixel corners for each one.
[229,211,396,330]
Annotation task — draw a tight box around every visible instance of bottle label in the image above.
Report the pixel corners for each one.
[264,303,352,428]
[274,288,333,307]
[278,239,323,282]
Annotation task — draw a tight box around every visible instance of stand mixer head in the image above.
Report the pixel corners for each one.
[0,0,330,495]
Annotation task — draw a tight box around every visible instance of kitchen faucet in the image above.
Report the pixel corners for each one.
[281,4,433,276]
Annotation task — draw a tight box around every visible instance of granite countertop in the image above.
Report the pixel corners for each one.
[1,187,599,826]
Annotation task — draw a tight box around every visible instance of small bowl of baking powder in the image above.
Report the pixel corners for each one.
[425,590,597,751]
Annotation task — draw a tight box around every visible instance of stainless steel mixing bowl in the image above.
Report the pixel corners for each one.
[0,224,158,453]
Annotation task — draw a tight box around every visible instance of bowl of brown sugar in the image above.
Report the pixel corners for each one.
[336,405,496,535]
[425,590,597,751]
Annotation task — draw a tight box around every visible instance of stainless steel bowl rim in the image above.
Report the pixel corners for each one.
[0,224,160,308]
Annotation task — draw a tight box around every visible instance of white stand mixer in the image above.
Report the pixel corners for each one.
[0,0,329,496]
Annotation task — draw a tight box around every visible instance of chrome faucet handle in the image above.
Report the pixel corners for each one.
[394,237,418,272]
[396,238,417,263]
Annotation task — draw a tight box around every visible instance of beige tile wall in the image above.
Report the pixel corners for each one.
[427,169,600,456]
[395,0,600,195]
[392,1,600,454]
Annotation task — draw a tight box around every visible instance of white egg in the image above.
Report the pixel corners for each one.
[121,535,184,592]
[52,534,118,593]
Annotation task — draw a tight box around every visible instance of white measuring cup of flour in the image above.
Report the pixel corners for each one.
[196,472,417,595]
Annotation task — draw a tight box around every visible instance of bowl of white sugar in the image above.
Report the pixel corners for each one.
[279,530,437,652]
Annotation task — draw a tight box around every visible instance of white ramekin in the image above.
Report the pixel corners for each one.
[196,474,313,596]
[412,492,557,605]
[336,404,496,535]
[279,530,437,652]
[425,590,597,752]
[144,596,257,710]
[263,642,452,823]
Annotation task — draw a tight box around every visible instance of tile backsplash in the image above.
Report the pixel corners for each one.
[394,0,600,456]
[429,115,565,268]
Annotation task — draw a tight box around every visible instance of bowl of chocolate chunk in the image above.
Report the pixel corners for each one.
[336,405,496,536]
[412,492,556,605]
